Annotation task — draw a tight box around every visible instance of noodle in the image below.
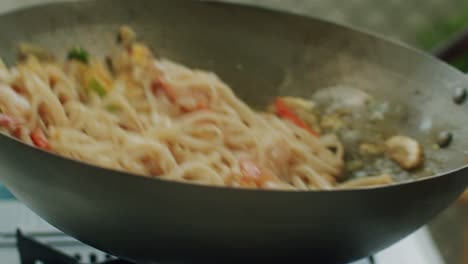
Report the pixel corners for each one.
[0,26,397,191]
[336,174,394,189]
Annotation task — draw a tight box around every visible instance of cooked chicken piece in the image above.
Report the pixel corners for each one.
[385,135,423,170]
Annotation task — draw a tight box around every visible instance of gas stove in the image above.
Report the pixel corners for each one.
[0,191,445,264]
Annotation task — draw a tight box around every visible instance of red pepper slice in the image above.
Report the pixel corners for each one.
[0,113,22,132]
[0,114,24,139]
[11,84,26,94]
[151,77,177,102]
[12,127,22,139]
[30,127,50,150]
[275,97,319,137]
[152,78,210,113]
[239,159,272,187]
[49,76,57,88]
[0,114,15,128]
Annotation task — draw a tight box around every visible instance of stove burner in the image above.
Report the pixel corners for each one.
[16,230,132,264]
[15,229,374,264]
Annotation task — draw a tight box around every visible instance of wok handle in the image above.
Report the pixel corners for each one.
[434,30,468,64]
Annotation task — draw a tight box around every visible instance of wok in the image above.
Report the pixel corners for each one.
[0,0,466,263]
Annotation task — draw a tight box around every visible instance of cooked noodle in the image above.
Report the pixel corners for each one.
[0,26,398,190]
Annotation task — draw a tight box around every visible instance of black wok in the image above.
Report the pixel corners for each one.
[0,0,466,263]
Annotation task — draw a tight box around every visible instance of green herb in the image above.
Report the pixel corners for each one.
[67,46,89,63]
[88,79,107,97]
[106,104,121,113]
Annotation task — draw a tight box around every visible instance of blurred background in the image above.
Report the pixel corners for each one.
[0,0,467,263]
[222,0,468,70]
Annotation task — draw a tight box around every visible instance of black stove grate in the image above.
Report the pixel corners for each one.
[16,230,132,264]
[16,229,375,264]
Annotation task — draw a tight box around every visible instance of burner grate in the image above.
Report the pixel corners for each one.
[0,202,442,264]
[15,230,375,264]
[16,230,130,264]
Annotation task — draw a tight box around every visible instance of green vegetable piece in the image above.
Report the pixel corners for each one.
[67,46,89,63]
[106,104,121,112]
[88,79,107,97]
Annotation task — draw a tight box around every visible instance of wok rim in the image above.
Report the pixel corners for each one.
[0,0,466,194]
